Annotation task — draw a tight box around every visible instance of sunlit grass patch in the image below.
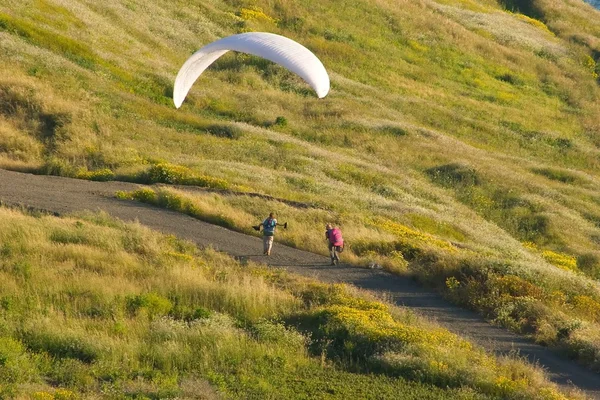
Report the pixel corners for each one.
[120,162,231,189]
[286,283,570,399]
[0,206,579,399]
[0,12,100,69]
[1,0,600,388]
[523,242,579,273]
[372,217,458,253]
[407,213,467,242]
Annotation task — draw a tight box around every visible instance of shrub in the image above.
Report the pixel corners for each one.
[130,188,158,203]
[572,295,600,322]
[169,305,212,322]
[237,6,277,23]
[496,72,524,86]
[0,337,37,385]
[274,116,288,127]
[75,168,114,182]
[126,293,173,318]
[205,124,243,139]
[577,253,600,278]
[250,320,306,350]
[147,163,190,184]
[46,358,94,389]
[378,125,408,136]
[42,157,76,177]
[144,163,229,189]
[351,239,421,261]
[426,163,480,188]
[490,274,545,299]
[20,331,99,363]
[516,214,550,243]
[498,0,544,19]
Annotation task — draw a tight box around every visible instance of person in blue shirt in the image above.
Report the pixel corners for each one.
[260,213,278,256]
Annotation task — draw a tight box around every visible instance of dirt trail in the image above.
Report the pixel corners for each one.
[0,169,599,398]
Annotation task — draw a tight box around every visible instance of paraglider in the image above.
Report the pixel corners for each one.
[173,32,330,108]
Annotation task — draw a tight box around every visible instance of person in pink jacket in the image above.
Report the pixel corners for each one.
[325,223,344,266]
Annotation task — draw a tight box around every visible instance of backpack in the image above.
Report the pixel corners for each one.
[329,228,344,246]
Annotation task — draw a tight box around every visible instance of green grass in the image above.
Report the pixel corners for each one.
[0,207,579,399]
[116,185,600,372]
[1,0,600,380]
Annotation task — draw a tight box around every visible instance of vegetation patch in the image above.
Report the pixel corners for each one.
[0,12,100,69]
[531,168,580,184]
[75,168,114,182]
[427,163,555,245]
[132,163,230,189]
[2,0,600,390]
[205,123,243,139]
[0,207,576,399]
[116,187,237,230]
[439,256,600,370]
[426,163,481,188]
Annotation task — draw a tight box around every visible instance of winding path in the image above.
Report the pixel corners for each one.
[0,169,598,398]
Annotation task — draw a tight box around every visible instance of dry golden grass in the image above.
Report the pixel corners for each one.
[0,206,584,399]
[1,0,600,375]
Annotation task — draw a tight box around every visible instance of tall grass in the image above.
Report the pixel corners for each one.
[1,0,600,379]
[116,185,600,372]
[0,207,580,399]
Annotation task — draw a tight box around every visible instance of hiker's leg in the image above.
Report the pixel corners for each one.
[266,236,274,255]
[263,236,269,254]
[328,243,336,265]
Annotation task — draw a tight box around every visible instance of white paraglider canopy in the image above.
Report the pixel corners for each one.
[173,32,330,108]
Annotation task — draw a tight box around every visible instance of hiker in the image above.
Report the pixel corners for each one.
[325,223,344,265]
[257,213,278,256]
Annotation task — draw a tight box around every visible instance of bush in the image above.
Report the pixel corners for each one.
[42,157,76,177]
[76,168,114,182]
[426,164,480,188]
[577,253,600,278]
[147,163,190,184]
[144,163,229,189]
[541,250,577,272]
[490,274,545,299]
[378,125,408,136]
[274,116,288,127]
[169,305,212,322]
[572,295,600,322]
[351,239,421,261]
[20,331,99,363]
[496,73,524,86]
[130,188,158,203]
[0,337,37,386]
[126,293,173,318]
[516,214,550,243]
[205,124,243,139]
[498,0,544,19]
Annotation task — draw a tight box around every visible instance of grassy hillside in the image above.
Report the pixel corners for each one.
[1,0,600,372]
[0,207,578,399]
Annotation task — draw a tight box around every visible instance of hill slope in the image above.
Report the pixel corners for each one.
[0,204,586,399]
[1,168,600,398]
[1,0,600,375]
